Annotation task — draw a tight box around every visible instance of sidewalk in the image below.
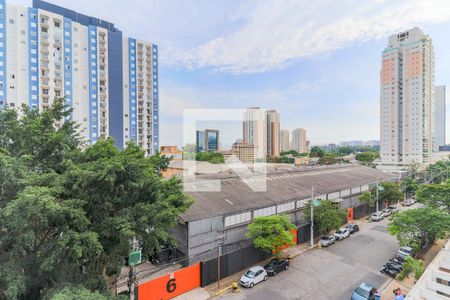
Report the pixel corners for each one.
[379,239,446,299]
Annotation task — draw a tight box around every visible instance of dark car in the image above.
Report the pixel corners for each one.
[384,262,402,272]
[380,265,400,278]
[346,224,360,234]
[264,258,289,276]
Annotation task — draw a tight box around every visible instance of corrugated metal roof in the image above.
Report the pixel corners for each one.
[180,164,397,222]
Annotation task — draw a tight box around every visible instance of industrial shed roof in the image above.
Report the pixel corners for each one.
[180,164,397,222]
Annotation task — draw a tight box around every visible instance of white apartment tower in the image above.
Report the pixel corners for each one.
[280,129,290,152]
[0,0,159,155]
[292,128,307,153]
[380,28,435,167]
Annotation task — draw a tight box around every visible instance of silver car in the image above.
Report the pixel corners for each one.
[320,235,336,247]
[239,266,268,288]
[371,211,384,222]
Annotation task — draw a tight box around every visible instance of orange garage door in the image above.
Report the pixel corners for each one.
[137,263,201,300]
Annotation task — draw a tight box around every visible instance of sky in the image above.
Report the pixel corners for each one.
[11,0,450,147]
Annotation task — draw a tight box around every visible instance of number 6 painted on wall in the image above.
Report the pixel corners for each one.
[166,278,176,293]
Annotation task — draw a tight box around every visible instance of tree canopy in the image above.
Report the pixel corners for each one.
[195,151,224,164]
[0,101,192,299]
[377,182,403,207]
[355,151,378,165]
[245,215,296,255]
[387,207,450,251]
[416,182,450,212]
[303,200,346,235]
[309,146,325,158]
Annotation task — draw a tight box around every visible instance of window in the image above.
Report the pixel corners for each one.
[9,19,14,24]
[254,206,276,218]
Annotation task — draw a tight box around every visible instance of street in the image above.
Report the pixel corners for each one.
[219,217,399,300]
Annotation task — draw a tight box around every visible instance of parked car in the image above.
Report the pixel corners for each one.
[239,266,267,288]
[319,235,336,247]
[387,205,399,213]
[380,264,400,278]
[264,258,289,276]
[334,228,350,240]
[351,282,377,300]
[397,246,415,259]
[402,198,416,206]
[385,261,403,272]
[371,211,384,222]
[381,208,391,217]
[346,224,360,234]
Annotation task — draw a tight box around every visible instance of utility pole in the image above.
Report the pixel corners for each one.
[376,177,379,212]
[129,265,135,300]
[310,186,314,247]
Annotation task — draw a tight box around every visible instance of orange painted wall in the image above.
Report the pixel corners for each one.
[274,228,298,254]
[137,263,201,300]
[347,207,354,222]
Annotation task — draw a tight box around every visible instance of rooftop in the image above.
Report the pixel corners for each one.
[180,164,397,222]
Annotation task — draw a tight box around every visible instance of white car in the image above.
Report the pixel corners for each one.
[371,211,384,222]
[239,266,267,288]
[381,208,391,217]
[334,228,350,240]
[397,246,415,259]
[388,205,399,213]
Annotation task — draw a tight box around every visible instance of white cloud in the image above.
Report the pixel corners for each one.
[163,0,450,74]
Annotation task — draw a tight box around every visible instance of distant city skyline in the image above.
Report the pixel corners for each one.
[9,0,450,148]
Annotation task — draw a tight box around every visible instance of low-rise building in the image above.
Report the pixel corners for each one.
[173,165,397,265]
[231,142,255,163]
[160,146,183,161]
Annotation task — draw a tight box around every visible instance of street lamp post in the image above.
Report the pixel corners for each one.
[310,186,314,247]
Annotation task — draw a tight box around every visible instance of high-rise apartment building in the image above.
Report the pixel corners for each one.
[280,129,290,152]
[435,86,446,150]
[266,110,280,157]
[380,28,435,167]
[0,0,159,155]
[196,129,219,152]
[243,107,267,159]
[292,128,307,153]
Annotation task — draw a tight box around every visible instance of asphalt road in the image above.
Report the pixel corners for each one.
[219,217,399,300]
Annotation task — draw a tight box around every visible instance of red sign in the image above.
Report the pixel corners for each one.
[137,263,201,300]
[347,207,354,222]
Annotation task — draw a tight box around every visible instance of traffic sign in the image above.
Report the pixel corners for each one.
[129,250,142,266]
[312,199,321,207]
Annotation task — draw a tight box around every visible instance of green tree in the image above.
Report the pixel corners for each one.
[318,154,338,165]
[416,182,450,212]
[309,146,325,158]
[337,146,354,155]
[48,286,113,300]
[378,182,403,207]
[397,257,425,281]
[0,101,193,299]
[355,151,378,165]
[400,176,419,198]
[388,207,450,251]
[0,186,102,299]
[195,152,224,164]
[304,200,347,235]
[245,215,296,255]
[359,191,376,207]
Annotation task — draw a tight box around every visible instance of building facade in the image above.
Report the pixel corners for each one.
[196,129,219,152]
[266,110,280,157]
[435,86,446,150]
[243,107,267,159]
[280,129,290,152]
[380,28,435,167]
[231,142,255,163]
[292,128,307,153]
[0,0,159,155]
[407,239,450,300]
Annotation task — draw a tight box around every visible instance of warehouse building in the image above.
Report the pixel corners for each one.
[173,164,398,265]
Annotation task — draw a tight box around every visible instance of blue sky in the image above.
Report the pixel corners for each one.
[13,0,450,147]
